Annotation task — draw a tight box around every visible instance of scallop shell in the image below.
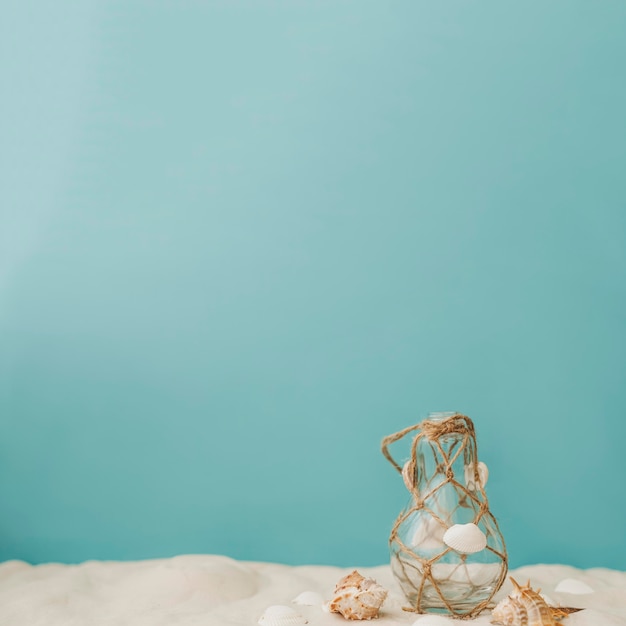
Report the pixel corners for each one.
[442,523,487,554]
[464,461,489,490]
[258,605,308,625]
[329,570,388,620]
[411,615,455,625]
[292,591,324,606]
[554,578,594,594]
[492,577,582,626]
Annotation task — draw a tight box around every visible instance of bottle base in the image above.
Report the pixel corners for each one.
[392,556,504,615]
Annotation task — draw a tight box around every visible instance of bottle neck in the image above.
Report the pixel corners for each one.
[413,415,477,491]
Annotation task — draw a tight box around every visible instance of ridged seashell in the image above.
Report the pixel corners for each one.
[258,605,308,625]
[464,461,489,490]
[443,523,487,554]
[329,570,388,620]
[554,578,594,594]
[411,615,455,625]
[492,578,574,626]
[292,591,324,606]
[402,460,417,492]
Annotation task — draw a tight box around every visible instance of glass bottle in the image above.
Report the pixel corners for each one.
[382,412,507,617]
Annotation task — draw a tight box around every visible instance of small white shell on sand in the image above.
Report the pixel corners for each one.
[258,605,308,625]
[443,523,487,554]
[554,578,594,594]
[411,615,455,625]
[464,461,489,490]
[292,591,324,606]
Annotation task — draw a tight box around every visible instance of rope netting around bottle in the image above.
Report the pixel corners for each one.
[381,414,508,619]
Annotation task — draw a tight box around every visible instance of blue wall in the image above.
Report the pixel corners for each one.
[1,1,625,569]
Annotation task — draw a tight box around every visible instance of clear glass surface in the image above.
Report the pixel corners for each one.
[389,414,506,614]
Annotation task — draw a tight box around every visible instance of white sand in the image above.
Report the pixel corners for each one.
[0,555,625,625]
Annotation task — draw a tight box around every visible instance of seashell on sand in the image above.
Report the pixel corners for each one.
[292,591,324,606]
[329,570,388,620]
[464,461,489,490]
[554,578,594,594]
[411,615,455,625]
[492,577,583,626]
[443,523,487,554]
[258,605,308,625]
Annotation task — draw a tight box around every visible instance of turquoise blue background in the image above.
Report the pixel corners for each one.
[1,1,625,570]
